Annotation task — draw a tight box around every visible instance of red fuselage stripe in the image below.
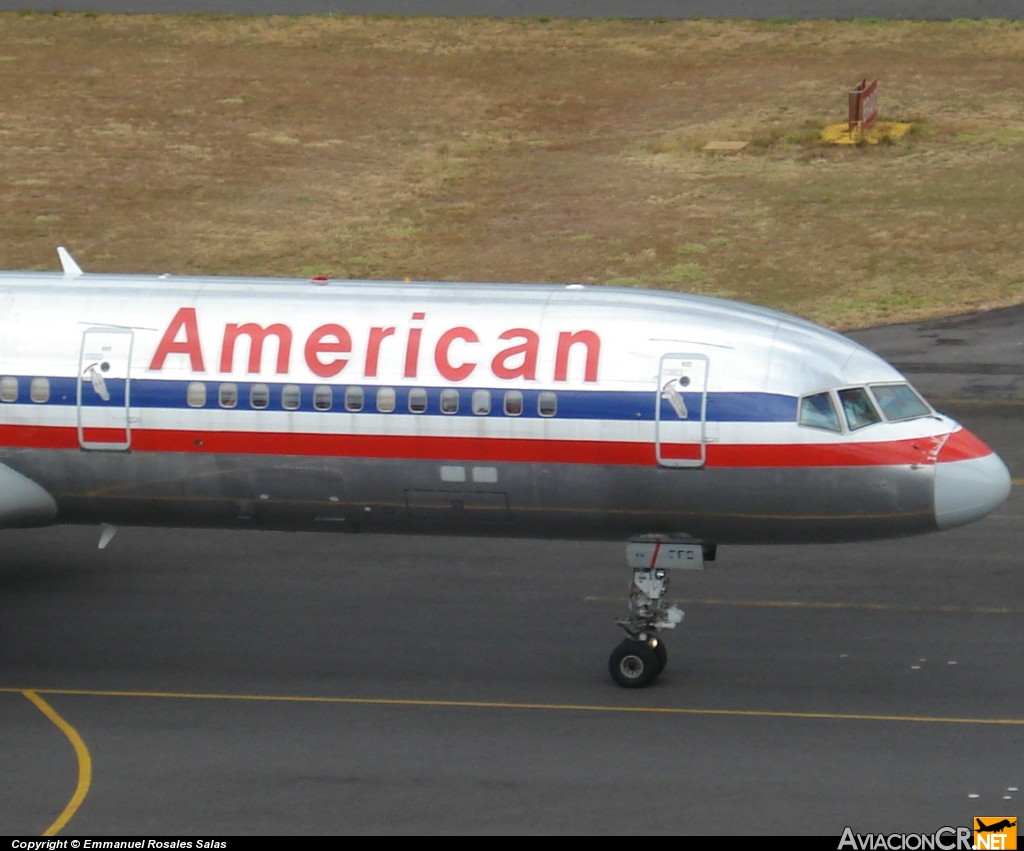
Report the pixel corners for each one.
[0,424,992,468]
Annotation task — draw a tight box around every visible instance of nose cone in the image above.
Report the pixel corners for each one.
[934,429,1012,530]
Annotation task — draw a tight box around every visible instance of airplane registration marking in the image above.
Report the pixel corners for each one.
[3,687,1023,727]
[21,690,92,836]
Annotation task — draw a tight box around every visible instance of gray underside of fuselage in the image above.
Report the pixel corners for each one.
[0,448,938,545]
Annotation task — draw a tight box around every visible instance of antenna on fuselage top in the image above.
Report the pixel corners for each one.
[57,246,83,278]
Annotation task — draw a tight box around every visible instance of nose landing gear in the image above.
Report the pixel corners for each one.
[609,538,710,688]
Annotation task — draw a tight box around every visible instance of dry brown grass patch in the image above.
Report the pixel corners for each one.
[1,13,1022,327]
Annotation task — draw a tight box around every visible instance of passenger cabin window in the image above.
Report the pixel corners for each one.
[440,389,459,414]
[281,384,301,411]
[538,391,557,418]
[345,386,364,412]
[870,383,931,422]
[30,377,50,403]
[250,383,270,409]
[408,388,428,414]
[798,391,841,433]
[0,376,18,402]
[376,387,396,413]
[838,387,881,431]
[471,389,491,415]
[503,390,523,416]
[187,382,206,408]
[218,383,238,409]
[313,385,333,411]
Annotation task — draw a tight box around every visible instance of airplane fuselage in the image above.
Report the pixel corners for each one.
[0,270,1011,545]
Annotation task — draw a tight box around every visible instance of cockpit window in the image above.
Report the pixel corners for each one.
[799,392,842,432]
[870,383,932,422]
[838,387,882,431]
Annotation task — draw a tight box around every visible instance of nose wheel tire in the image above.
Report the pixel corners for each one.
[609,639,663,688]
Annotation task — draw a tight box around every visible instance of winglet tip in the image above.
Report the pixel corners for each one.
[57,246,83,277]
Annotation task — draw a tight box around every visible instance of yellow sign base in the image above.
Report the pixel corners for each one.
[821,122,913,145]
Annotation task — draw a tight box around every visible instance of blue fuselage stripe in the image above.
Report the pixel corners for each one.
[1,376,798,423]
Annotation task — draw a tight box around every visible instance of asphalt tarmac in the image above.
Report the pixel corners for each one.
[1,306,1020,836]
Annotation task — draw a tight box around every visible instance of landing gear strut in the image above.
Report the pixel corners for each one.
[608,538,711,688]
[609,566,683,688]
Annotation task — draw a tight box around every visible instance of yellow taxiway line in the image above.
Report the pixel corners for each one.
[22,690,92,836]
[5,686,1023,728]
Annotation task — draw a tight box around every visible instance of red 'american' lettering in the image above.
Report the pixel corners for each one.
[147,308,601,383]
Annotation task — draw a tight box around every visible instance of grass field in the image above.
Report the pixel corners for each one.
[1,12,1022,327]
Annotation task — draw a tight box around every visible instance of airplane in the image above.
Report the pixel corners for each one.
[976,820,1017,833]
[0,248,1012,687]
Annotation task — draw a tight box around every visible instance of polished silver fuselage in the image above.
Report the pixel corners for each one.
[0,272,1009,544]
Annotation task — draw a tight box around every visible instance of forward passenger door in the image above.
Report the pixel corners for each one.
[655,353,708,468]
